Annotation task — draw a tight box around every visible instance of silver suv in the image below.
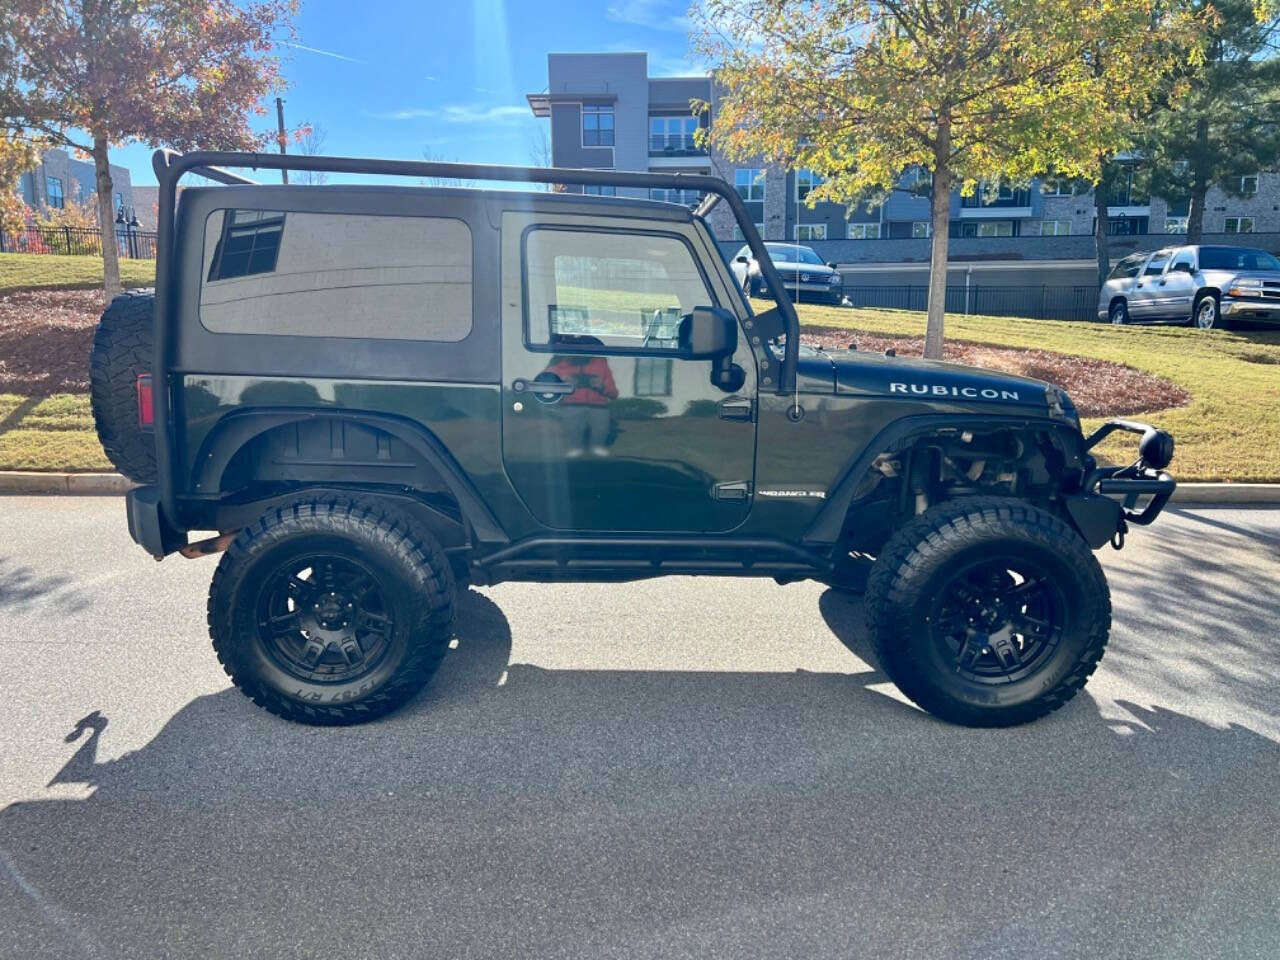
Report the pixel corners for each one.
[1097,244,1280,329]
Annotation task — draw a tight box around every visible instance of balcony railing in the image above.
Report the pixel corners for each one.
[961,189,1031,208]
[648,134,707,157]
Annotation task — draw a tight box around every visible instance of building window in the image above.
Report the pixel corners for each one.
[1165,217,1189,234]
[1225,216,1254,234]
[903,167,932,194]
[795,223,827,241]
[734,168,765,202]
[848,222,882,239]
[115,192,124,212]
[960,220,1014,237]
[1098,216,1148,236]
[1106,168,1148,207]
[795,169,824,202]
[206,209,285,281]
[1041,177,1076,197]
[732,223,765,241]
[582,104,614,147]
[649,187,702,206]
[1040,219,1072,236]
[634,357,673,396]
[583,185,616,196]
[649,115,700,154]
[912,221,931,238]
[46,176,64,209]
[1238,174,1259,196]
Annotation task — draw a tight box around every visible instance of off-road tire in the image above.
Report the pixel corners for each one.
[865,497,1110,727]
[89,290,156,483]
[208,494,456,725]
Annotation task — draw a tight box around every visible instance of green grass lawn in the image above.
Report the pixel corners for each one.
[0,253,155,296]
[0,254,154,471]
[789,300,1280,482]
[2,252,1278,480]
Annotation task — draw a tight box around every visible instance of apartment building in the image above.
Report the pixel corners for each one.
[16,148,135,221]
[527,52,1280,253]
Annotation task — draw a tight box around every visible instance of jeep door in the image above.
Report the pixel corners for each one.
[500,210,758,532]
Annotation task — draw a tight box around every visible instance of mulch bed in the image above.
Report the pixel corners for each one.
[803,327,1191,417]
[0,289,106,395]
[0,291,1191,419]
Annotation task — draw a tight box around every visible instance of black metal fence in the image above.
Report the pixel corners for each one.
[833,284,1100,323]
[0,225,158,260]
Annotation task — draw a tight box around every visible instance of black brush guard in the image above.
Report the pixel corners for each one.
[1083,419,1177,528]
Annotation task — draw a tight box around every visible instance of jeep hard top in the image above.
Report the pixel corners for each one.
[90,149,1176,727]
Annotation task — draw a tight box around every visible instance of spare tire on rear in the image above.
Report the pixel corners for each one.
[90,290,157,484]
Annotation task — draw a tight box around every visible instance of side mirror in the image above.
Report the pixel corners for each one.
[826,262,837,269]
[679,306,738,360]
[735,255,749,264]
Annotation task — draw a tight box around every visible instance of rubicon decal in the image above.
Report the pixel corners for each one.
[889,382,1021,401]
[757,488,827,499]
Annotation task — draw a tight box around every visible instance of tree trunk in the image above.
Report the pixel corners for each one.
[92,135,121,298]
[924,120,952,360]
[1186,117,1210,245]
[1093,178,1111,290]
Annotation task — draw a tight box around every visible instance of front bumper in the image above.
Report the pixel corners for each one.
[1221,298,1280,322]
[1067,419,1176,548]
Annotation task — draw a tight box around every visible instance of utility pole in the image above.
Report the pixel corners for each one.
[275,96,289,184]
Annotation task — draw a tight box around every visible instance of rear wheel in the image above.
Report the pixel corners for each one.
[208,495,455,725]
[865,498,1110,727]
[1108,300,1129,325]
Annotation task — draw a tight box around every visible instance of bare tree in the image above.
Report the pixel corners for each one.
[421,148,473,188]
[295,123,328,185]
[527,127,553,190]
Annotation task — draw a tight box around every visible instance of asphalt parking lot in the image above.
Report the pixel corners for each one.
[0,496,1277,959]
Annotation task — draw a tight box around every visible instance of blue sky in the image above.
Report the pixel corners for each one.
[111,0,705,187]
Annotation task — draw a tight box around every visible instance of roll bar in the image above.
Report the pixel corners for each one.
[147,148,801,522]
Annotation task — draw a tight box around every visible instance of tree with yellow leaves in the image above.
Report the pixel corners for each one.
[694,0,1198,357]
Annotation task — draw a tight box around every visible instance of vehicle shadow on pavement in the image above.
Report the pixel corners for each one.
[1,589,1278,960]
[0,557,89,614]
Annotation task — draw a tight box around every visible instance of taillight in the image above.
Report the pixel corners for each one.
[136,373,154,428]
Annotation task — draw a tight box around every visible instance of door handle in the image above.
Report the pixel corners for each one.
[719,396,754,421]
[1136,282,1144,288]
[513,378,573,395]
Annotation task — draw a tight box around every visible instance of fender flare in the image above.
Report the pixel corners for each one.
[802,413,1086,546]
[189,407,509,543]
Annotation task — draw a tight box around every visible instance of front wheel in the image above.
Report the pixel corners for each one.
[1194,292,1222,330]
[208,496,455,725]
[865,498,1110,727]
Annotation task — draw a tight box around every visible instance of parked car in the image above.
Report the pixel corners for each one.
[1097,244,1280,329]
[91,148,1175,730]
[731,242,844,305]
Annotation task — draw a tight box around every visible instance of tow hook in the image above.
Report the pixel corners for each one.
[178,530,239,559]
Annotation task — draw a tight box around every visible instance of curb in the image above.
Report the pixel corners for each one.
[0,471,136,495]
[1,471,1278,504]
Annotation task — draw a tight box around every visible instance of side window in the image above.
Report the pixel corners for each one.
[1107,255,1143,280]
[524,229,716,354]
[1169,252,1195,274]
[1143,255,1168,277]
[199,209,472,341]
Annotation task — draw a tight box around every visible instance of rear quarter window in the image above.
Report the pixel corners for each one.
[199,209,472,341]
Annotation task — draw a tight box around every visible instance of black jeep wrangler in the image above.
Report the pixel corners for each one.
[91,149,1176,728]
